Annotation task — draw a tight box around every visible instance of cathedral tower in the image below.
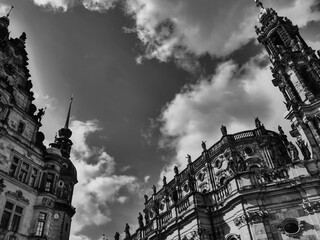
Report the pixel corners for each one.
[254,0,320,159]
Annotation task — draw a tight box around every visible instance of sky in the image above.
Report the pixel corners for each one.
[0,0,320,239]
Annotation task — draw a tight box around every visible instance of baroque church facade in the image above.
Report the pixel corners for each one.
[0,9,77,240]
[120,2,320,240]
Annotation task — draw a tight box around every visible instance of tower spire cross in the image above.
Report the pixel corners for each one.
[6,6,14,17]
[64,95,73,129]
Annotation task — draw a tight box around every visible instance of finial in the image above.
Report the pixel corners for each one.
[64,95,73,129]
[255,0,264,9]
[6,6,14,17]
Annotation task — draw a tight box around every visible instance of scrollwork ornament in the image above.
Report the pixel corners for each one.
[302,199,320,214]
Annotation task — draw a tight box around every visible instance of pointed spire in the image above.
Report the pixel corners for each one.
[64,95,73,129]
[6,6,14,18]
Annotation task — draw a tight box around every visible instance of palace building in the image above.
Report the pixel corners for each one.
[120,2,320,240]
[0,9,77,240]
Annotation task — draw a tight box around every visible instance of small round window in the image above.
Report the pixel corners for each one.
[62,163,68,169]
[244,147,254,156]
[284,222,299,234]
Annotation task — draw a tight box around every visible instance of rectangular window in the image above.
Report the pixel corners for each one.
[0,202,23,231]
[18,170,27,183]
[9,157,20,178]
[29,168,38,188]
[45,173,54,192]
[35,213,46,237]
[9,164,17,177]
[0,210,11,229]
[10,215,21,232]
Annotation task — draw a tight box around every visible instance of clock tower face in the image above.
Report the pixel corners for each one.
[53,213,60,220]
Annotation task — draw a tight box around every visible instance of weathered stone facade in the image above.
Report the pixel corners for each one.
[120,2,320,240]
[0,12,77,240]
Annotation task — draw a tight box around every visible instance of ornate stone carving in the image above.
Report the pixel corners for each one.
[302,199,320,214]
[234,211,268,228]
[234,215,247,228]
[5,190,29,204]
[247,210,268,223]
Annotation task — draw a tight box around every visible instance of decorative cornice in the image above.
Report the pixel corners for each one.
[234,210,268,228]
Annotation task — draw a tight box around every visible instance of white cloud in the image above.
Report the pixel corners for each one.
[0,3,11,15]
[158,53,289,182]
[144,175,150,183]
[82,0,117,12]
[28,0,320,65]
[32,0,75,11]
[124,0,320,64]
[69,120,139,239]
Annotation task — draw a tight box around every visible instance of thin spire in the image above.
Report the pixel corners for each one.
[64,95,73,129]
[6,6,14,17]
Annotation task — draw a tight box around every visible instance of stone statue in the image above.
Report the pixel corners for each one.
[237,153,246,172]
[278,125,285,135]
[114,232,120,240]
[296,139,311,160]
[125,223,130,238]
[201,141,207,151]
[144,194,148,203]
[186,154,192,164]
[162,176,167,186]
[138,212,144,228]
[255,117,262,128]
[287,142,299,161]
[36,107,46,123]
[152,185,156,195]
[174,166,179,175]
[188,173,195,192]
[221,125,227,136]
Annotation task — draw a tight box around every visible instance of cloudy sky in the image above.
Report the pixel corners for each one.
[1,0,320,239]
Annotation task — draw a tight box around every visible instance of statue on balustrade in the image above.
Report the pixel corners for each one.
[255,117,262,128]
[163,176,167,186]
[221,125,227,136]
[174,166,179,175]
[152,185,156,195]
[186,154,192,164]
[138,212,144,228]
[125,223,131,238]
[201,141,207,151]
[114,232,120,240]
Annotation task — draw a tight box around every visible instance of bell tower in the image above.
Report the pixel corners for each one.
[254,0,320,159]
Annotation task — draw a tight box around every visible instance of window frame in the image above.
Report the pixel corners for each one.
[0,201,24,232]
[35,212,47,237]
